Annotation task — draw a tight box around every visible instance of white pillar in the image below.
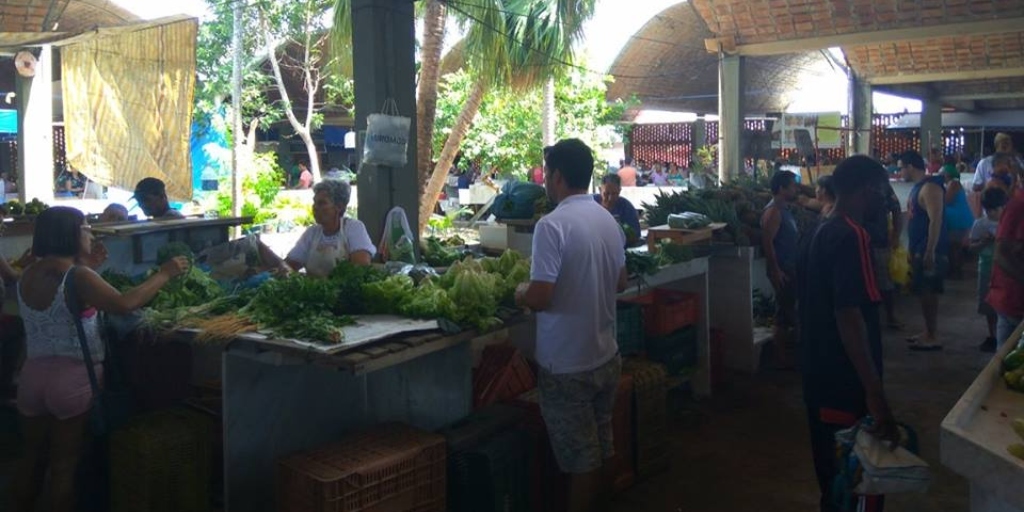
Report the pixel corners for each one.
[848,75,873,156]
[920,98,942,157]
[718,53,743,183]
[15,45,55,204]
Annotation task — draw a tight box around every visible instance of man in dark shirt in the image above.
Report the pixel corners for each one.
[798,155,900,512]
[861,180,904,329]
[595,174,641,246]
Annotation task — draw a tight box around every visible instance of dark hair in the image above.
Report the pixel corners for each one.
[981,187,1009,211]
[815,175,836,199]
[899,150,926,171]
[544,138,595,189]
[831,155,888,196]
[133,177,166,199]
[33,206,85,258]
[769,171,796,194]
[602,174,622,187]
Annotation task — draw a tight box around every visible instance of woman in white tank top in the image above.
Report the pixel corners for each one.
[12,206,189,512]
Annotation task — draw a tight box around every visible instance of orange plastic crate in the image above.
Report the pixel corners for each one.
[639,289,699,337]
[276,424,446,512]
[473,345,536,410]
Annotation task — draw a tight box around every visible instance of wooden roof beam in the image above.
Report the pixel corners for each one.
[705,18,1024,56]
[868,67,1024,85]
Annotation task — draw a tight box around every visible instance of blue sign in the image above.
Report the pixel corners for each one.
[0,110,16,134]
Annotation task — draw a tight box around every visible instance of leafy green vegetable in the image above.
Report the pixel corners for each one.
[101,270,137,293]
[421,236,465,267]
[626,252,659,278]
[328,262,388,314]
[362,274,415,314]
[149,266,224,310]
[157,242,194,265]
[240,274,354,343]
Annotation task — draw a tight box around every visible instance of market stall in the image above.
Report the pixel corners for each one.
[941,322,1024,512]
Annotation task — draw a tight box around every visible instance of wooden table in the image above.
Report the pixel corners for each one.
[646,222,727,252]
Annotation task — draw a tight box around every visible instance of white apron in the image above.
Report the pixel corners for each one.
[305,219,349,278]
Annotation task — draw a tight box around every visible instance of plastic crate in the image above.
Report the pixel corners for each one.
[448,429,530,512]
[276,423,446,512]
[621,359,671,479]
[441,404,525,454]
[507,391,569,512]
[110,407,213,512]
[645,326,698,376]
[643,289,699,337]
[615,300,645,356]
[473,345,536,410]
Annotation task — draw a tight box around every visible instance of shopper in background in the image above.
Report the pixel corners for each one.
[861,173,904,331]
[970,187,1009,353]
[761,171,800,368]
[98,203,129,223]
[987,160,1024,347]
[973,133,1022,191]
[814,175,836,218]
[516,138,627,512]
[12,206,188,512]
[941,160,975,279]
[900,150,947,351]
[595,174,641,247]
[798,155,899,512]
[132,178,185,220]
[649,163,669,186]
[616,158,638,187]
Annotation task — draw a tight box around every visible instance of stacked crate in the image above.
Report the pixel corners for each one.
[276,423,446,512]
[110,407,213,512]
[473,345,536,410]
[441,405,529,512]
[622,359,671,479]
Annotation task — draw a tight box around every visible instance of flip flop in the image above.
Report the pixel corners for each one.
[909,343,943,351]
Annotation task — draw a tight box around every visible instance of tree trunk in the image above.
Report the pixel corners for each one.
[300,132,321,182]
[542,76,555,147]
[416,0,446,189]
[418,78,488,234]
[267,38,322,183]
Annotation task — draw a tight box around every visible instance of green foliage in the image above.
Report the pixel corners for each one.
[212,152,284,221]
[434,67,630,180]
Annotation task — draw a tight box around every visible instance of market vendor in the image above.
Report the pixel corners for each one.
[282,179,375,276]
[595,174,641,247]
[133,178,185,219]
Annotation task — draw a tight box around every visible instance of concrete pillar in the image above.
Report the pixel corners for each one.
[692,117,707,165]
[718,53,743,183]
[848,74,873,157]
[351,0,418,245]
[920,97,942,157]
[15,45,55,204]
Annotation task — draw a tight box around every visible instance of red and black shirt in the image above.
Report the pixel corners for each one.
[797,214,883,409]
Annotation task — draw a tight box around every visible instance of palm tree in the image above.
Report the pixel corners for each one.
[417,0,597,233]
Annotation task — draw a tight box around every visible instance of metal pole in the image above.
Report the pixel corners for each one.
[231,0,244,230]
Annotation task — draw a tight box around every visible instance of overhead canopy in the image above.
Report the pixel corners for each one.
[0,0,139,51]
[606,2,842,116]
[690,0,1024,112]
[60,16,198,200]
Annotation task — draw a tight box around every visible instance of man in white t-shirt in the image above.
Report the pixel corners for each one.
[515,138,627,512]
[973,133,1023,191]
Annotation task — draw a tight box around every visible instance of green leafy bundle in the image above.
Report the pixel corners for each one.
[149,266,224,310]
[421,236,466,268]
[241,274,353,343]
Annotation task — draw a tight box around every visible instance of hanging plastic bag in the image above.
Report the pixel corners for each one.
[379,206,417,264]
[362,99,411,168]
[889,246,910,287]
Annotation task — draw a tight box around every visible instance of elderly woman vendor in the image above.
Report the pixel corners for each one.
[282,179,375,276]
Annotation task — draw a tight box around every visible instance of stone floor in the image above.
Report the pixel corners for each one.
[0,265,996,511]
[611,271,992,512]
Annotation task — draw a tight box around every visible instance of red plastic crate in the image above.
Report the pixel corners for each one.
[276,423,446,512]
[473,345,536,410]
[641,289,699,337]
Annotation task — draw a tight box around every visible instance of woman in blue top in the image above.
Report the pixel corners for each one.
[941,162,975,278]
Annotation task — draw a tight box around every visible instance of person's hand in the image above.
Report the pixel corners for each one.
[81,240,108,270]
[770,267,788,290]
[865,389,901,450]
[14,248,36,269]
[922,250,936,273]
[514,283,530,309]
[272,262,292,277]
[158,256,190,279]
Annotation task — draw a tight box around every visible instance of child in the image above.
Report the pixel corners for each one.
[970,187,1009,352]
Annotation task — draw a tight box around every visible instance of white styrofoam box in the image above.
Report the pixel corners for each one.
[478,224,508,250]
[508,230,533,258]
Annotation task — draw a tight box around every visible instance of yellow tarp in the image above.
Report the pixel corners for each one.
[61,18,197,200]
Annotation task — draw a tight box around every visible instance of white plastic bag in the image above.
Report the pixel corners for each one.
[362,99,410,168]
[378,206,416,264]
